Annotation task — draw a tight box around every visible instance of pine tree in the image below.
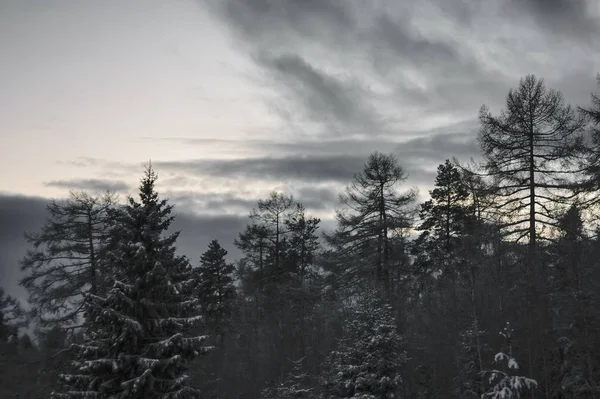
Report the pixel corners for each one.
[196,239,235,344]
[55,165,210,398]
[321,288,406,398]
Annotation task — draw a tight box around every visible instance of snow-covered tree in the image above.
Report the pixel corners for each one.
[195,239,235,344]
[321,288,406,398]
[261,357,314,399]
[481,322,537,399]
[54,165,211,398]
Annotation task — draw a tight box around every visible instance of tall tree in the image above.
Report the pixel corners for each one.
[478,74,586,277]
[327,152,416,292]
[20,191,116,329]
[54,166,210,398]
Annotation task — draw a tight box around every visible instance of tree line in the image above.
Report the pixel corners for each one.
[1,74,600,398]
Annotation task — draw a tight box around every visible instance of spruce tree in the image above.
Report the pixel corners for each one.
[321,288,406,398]
[481,322,537,399]
[55,166,210,398]
[261,357,314,399]
[196,239,235,344]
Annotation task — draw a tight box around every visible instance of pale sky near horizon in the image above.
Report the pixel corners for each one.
[1,0,599,217]
[1,0,599,301]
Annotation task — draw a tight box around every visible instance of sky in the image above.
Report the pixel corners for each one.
[1,0,599,299]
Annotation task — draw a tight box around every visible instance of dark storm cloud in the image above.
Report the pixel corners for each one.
[511,0,599,42]
[0,194,48,302]
[45,178,130,193]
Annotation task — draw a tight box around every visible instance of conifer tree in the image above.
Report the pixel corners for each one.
[326,152,417,292]
[478,75,586,276]
[481,322,537,399]
[54,166,210,398]
[20,191,117,329]
[196,239,235,344]
[321,288,406,398]
[261,357,314,399]
[0,287,25,341]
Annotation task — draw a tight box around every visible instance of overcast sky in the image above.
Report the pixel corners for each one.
[1,0,599,298]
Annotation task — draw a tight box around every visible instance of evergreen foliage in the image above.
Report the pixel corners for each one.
[54,166,210,398]
[321,288,406,398]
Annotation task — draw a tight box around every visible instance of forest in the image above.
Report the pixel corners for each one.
[1,74,600,398]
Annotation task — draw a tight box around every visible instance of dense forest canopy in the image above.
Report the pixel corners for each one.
[2,75,600,398]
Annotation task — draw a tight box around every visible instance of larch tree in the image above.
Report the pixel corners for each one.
[326,152,416,293]
[54,166,210,398]
[20,191,117,329]
[478,74,586,278]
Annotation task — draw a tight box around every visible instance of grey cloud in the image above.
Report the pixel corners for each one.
[170,212,247,262]
[258,53,383,134]
[148,118,480,157]
[213,0,355,50]
[0,194,48,303]
[510,0,599,42]
[156,154,364,183]
[45,178,130,193]
[154,128,479,188]
[205,0,598,138]
[295,186,341,211]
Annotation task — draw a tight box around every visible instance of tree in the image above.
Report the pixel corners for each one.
[327,152,416,292]
[547,205,600,397]
[54,166,210,398]
[0,287,25,341]
[20,191,117,329]
[321,288,406,398]
[196,239,235,344]
[417,160,474,248]
[0,287,29,397]
[413,159,475,279]
[478,74,586,277]
[284,203,320,284]
[481,322,537,399]
[261,357,314,399]
[579,75,600,194]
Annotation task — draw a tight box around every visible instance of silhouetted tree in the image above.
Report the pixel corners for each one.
[326,152,417,293]
[20,191,117,329]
